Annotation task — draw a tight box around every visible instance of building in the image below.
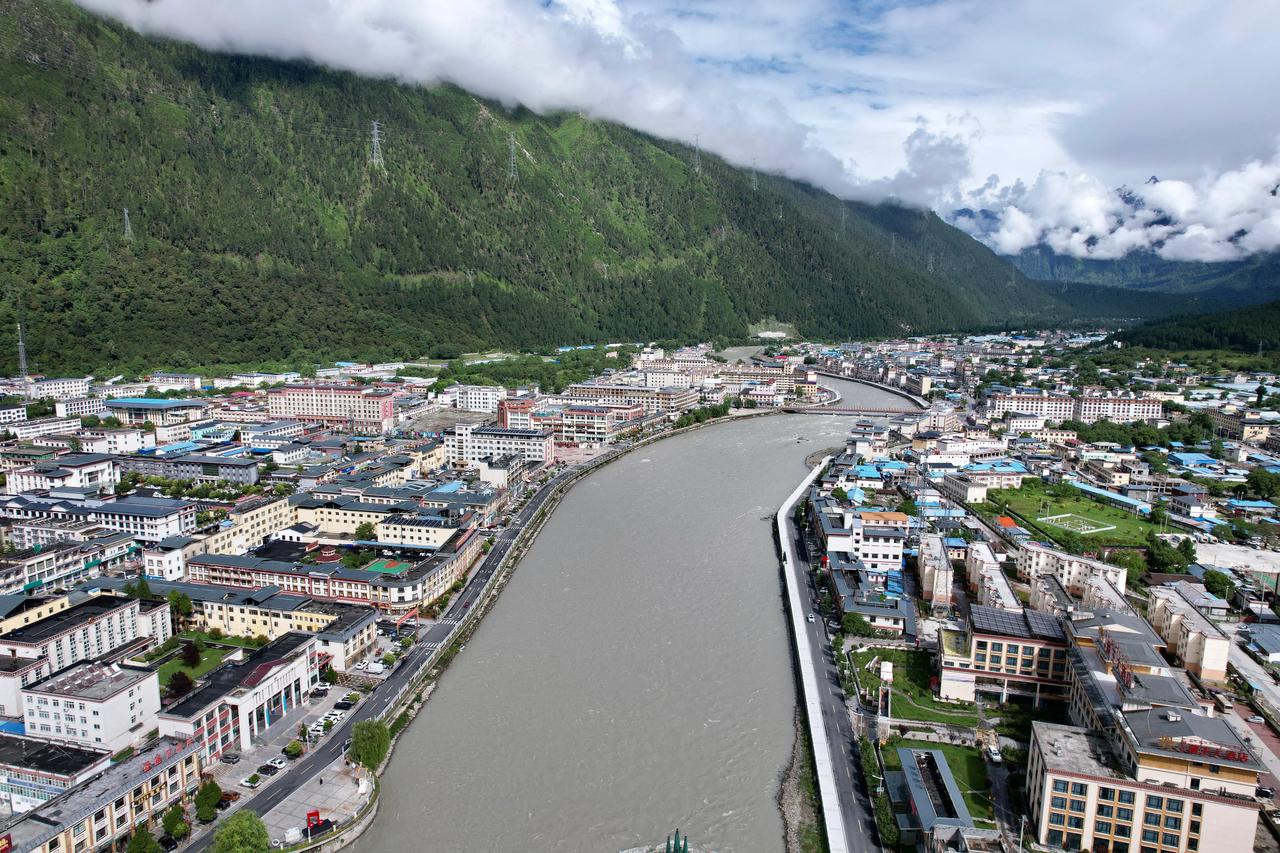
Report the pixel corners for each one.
[0,493,198,544]
[103,397,211,426]
[885,748,977,847]
[21,662,160,752]
[1,736,201,853]
[1028,718,1259,853]
[187,527,482,617]
[121,453,259,485]
[8,454,118,494]
[0,406,27,425]
[0,534,138,594]
[156,632,318,763]
[965,542,1019,610]
[1017,542,1128,596]
[443,423,555,465]
[53,397,106,419]
[0,734,110,813]
[148,371,204,390]
[563,382,697,415]
[0,595,164,719]
[987,392,1162,425]
[939,605,1069,704]
[184,495,296,558]
[556,403,643,445]
[497,396,537,428]
[8,417,81,441]
[77,427,155,455]
[23,377,90,401]
[453,384,507,413]
[1147,585,1230,683]
[266,384,395,433]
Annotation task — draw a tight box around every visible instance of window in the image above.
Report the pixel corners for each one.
[1050,813,1066,826]
[1145,795,1163,809]
[1116,809,1133,823]
[1070,800,1086,813]
[1141,829,1158,843]
[1164,816,1181,830]
[1096,820,1112,834]
[1119,791,1135,804]
[1097,805,1114,818]
[1071,782,1087,796]
[1054,779,1070,793]
[1052,796,1067,810]
[1047,830,1064,847]
[1166,799,1182,813]
[1143,814,1161,827]
[1191,803,1202,817]
[1068,816,1084,829]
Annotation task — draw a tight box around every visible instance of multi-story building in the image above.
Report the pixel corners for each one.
[0,533,138,594]
[1074,394,1164,424]
[0,493,198,544]
[443,423,555,465]
[76,427,155,455]
[2,736,201,853]
[556,403,643,445]
[987,393,1077,422]
[157,632,318,763]
[0,734,110,813]
[0,406,27,425]
[21,662,160,752]
[120,453,259,485]
[453,384,507,413]
[23,377,90,401]
[148,371,204,390]
[266,384,395,433]
[811,500,907,575]
[1147,584,1230,683]
[1028,717,1259,853]
[965,542,1019,610]
[988,392,1162,425]
[188,528,482,618]
[563,382,697,415]
[0,595,166,718]
[1017,541,1128,596]
[938,605,1069,703]
[53,397,106,419]
[103,397,211,426]
[497,396,537,429]
[8,417,81,441]
[8,453,119,494]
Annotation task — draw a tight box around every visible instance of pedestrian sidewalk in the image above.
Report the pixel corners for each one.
[260,755,372,844]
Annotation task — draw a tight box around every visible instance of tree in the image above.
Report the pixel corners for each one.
[124,576,153,599]
[898,498,918,517]
[842,612,877,637]
[195,780,222,823]
[322,664,338,684]
[1209,439,1225,460]
[126,827,162,853]
[354,521,377,541]
[81,414,101,427]
[168,671,195,696]
[831,486,849,501]
[1258,384,1268,407]
[1149,501,1170,528]
[348,720,391,769]
[167,590,194,621]
[211,810,270,853]
[162,804,190,840]
[1177,537,1197,564]
[180,641,202,669]
[381,652,397,666]
[1247,468,1280,500]
[1203,569,1237,602]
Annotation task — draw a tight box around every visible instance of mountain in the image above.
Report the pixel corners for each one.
[1008,246,1280,308]
[0,1,1161,376]
[1115,298,1280,353]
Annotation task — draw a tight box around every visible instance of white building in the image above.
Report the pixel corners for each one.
[444,423,555,465]
[22,663,160,752]
[1016,541,1128,596]
[8,454,119,494]
[9,417,80,441]
[24,377,90,401]
[0,406,27,425]
[453,384,508,413]
[54,397,106,419]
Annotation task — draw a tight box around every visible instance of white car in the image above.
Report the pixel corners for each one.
[267,757,287,770]
[240,776,261,789]
[807,613,816,623]
[355,660,368,671]
[1248,715,1266,723]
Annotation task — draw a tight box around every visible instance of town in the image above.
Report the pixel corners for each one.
[4,331,1280,853]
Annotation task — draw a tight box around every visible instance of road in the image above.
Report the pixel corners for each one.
[779,499,880,853]
[186,461,585,851]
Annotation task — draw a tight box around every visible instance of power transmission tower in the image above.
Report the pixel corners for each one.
[692,134,701,175]
[15,322,27,379]
[891,234,897,257]
[777,204,784,221]
[840,207,847,234]
[122,207,132,240]
[750,158,758,191]
[507,133,518,184]
[369,120,384,167]
[926,252,935,274]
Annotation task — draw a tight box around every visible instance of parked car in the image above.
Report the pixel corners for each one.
[158,836,179,852]
[257,764,279,777]
[215,797,232,812]
[355,660,368,671]
[1259,786,1275,800]
[333,700,355,711]
[267,757,287,770]
[220,752,241,765]
[807,613,815,623]
[986,745,1003,764]
[1248,715,1266,723]
[219,791,241,804]
[240,776,261,789]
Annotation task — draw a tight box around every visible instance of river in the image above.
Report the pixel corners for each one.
[364,381,909,853]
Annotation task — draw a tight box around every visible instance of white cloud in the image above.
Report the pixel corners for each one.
[74,0,1280,263]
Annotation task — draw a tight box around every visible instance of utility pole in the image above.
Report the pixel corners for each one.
[369,120,384,167]
[507,133,518,184]
[122,207,132,240]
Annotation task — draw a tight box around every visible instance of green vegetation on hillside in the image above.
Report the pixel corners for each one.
[1116,298,1280,354]
[0,0,1092,376]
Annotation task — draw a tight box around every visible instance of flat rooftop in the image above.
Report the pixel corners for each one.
[0,733,107,776]
[1,596,132,646]
[28,661,153,701]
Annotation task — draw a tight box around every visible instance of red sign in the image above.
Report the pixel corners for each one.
[307,810,321,828]
[0,834,12,853]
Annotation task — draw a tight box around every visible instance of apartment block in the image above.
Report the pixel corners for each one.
[21,662,160,752]
[443,423,555,465]
[1017,541,1128,596]
[1147,585,1230,683]
[266,384,395,433]
[938,605,1069,704]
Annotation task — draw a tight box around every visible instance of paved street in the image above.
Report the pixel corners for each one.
[780,501,881,853]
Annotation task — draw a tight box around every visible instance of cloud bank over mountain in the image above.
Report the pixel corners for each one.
[76,0,1280,263]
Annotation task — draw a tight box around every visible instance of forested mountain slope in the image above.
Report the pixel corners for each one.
[3,1,1105,374]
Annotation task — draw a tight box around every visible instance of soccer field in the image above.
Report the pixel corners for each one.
[1037,513,1116,535]
[990,481,1157,546]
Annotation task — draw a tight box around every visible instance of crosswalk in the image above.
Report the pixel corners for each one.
[420,641,442,651]
[436,617,462,625]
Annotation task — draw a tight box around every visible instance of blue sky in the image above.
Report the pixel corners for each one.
[81,0,1280,262]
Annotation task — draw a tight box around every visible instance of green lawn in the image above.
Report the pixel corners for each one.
[157,647,227,686]
[986,479,1157,547]
[179,630,261,649]
[851,647,979,726]
[882,739,994,822]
